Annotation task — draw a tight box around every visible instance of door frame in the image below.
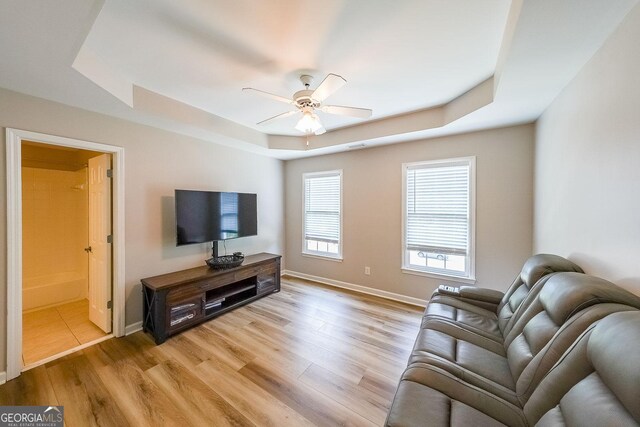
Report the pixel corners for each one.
[5,128,126,381]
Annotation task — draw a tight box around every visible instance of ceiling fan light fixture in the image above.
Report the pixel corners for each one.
[245,73,372,136]
[295,110,324,135]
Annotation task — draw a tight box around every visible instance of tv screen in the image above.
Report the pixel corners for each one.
[175,190,257,246]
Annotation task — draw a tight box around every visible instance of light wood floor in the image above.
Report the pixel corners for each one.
[22,299,108,366]
[2,278,423,426]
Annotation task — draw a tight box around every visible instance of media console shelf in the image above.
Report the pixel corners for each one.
[141,252,281,344]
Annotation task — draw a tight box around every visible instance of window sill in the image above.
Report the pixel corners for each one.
[401,267,476,285]
[302,252,343,263]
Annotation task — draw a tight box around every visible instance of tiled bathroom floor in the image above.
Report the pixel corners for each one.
[22,299,108,366]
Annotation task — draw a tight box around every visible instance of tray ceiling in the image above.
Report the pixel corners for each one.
[0,0,637,158]
[82,0,510,135]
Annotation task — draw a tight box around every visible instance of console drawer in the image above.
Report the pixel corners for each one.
[167,297,203,332]
[257,273,277,294]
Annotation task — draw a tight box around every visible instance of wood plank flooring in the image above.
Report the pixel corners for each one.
[2,277,423,426]
[22,299,108,365]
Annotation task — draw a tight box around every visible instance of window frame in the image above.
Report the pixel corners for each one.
[302,169,343,261]
[401,157,476,282]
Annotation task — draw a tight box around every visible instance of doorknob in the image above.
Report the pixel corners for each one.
[84,246,92,253]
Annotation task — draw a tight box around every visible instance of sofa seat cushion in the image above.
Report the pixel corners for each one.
[409,328,516,400]
[386,364,527,427]
[423,297,501,341]
[386,380,508,427]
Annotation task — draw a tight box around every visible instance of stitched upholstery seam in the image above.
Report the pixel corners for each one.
[565,297,606,322]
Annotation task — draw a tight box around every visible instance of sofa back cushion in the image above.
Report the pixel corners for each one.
[504,273,640,404]
[524,311,640,425]
[497,254,583,335]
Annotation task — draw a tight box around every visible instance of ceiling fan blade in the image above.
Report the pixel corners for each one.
[314,126,326,135]
[242,87,293,104]
[311,73,346,102]
[256,110,299,126]
[320,105,373,119]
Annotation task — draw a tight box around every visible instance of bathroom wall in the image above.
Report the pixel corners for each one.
[22,167,88,310]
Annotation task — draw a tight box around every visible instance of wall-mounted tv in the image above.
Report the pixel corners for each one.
[175,189,257,246]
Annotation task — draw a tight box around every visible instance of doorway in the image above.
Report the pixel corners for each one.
[21,142,111,366]
[5,128,125,382]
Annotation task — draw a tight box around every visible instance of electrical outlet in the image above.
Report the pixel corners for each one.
[364,266,371,275]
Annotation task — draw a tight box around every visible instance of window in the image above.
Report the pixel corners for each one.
[303,170,342,259]
[402,157,475,280]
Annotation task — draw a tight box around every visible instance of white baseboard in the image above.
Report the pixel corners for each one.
[0,370,6,385]
[282,270,427,307]
[125,321,143,335]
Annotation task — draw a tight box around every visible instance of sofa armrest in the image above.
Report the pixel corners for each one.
[458,286,504,305]
[431,285,504,311]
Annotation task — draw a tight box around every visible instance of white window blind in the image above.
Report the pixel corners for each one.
[304,173,340,243]
[405,162,470,256]
[304,172,341,245]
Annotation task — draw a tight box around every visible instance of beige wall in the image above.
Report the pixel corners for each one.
[0,88,284,372]
[285,124,534,301]
[534,4,640,295]
[22,167,88,310]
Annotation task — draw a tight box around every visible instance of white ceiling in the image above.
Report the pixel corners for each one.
[83,0,511,135]
[0,0,638,159]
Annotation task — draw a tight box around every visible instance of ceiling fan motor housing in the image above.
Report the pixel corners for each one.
[293,89,320,109]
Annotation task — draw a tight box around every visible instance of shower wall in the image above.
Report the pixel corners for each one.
[22,167,88,311]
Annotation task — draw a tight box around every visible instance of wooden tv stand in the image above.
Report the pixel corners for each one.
[141,252,281,344]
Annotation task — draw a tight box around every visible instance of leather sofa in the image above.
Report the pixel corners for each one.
[385,255,640,426]
[422,254,584,343]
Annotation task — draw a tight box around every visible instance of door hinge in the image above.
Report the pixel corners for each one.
[107,301,113,309]
[107,234,113,244]
[107,169,113,178]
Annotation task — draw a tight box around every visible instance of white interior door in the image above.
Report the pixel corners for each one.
[88,154,112,333]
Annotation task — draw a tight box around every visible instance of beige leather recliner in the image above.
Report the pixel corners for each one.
[385,311,640,426]
[424,254,584,343]
[408,272,640,405]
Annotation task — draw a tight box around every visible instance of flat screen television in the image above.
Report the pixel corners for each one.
[175,189,257,246]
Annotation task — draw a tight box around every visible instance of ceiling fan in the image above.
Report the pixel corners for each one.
[243,74,372,135]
